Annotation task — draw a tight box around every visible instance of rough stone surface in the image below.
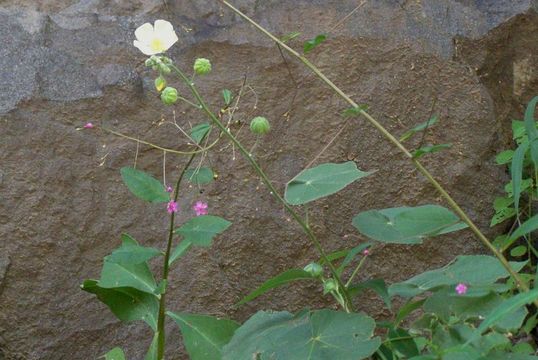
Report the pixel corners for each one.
[0,1,537,359]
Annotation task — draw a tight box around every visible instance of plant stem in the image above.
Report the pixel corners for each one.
[345,256,367,287]
[218,0,535,303]
[170,64,355,312]
[156,153,198,360]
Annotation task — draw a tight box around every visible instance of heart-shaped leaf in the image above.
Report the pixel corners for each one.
[174,215,231,247]
[223,309,380,360]
[120,167,169,203]
[167,311,239,360]
[81,280,159,331]
[352,205,467,244]
[108,234,162,264]
[389,255,526,298]
[185,167,214,185]
[285,162,371,205]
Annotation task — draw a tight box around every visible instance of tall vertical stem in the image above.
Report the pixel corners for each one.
[156,154,197,359]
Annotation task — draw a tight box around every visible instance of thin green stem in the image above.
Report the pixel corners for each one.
[345,256,367,287]
[156,153,198,360]
[218,0,535,304]
[170,64,354,312]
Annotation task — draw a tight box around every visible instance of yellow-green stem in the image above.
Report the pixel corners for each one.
[218,0,535,303]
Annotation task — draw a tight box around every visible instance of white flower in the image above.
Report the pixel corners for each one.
[133,20,178,55]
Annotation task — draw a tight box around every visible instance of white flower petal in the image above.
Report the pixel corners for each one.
[133,40,159,55]
[134,22,154,43]
[153,20,174,37]
[161,31,179,51]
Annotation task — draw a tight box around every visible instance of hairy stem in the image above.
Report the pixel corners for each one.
[218,0,535,302]
[170,64,355,312]
[156,153,198,359]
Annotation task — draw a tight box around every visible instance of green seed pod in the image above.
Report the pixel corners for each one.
[193,58,212,75]
[323,279,338,294]
[250,116,270,135]
[303,262,323,278]
[160,87,178,105]
[154,76,167,92]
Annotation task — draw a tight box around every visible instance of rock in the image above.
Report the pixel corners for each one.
[0,1,537,359]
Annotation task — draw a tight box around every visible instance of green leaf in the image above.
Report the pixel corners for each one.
[81,280,159,331]
[222,89,232,106]
[168,240,192,266]
[185,167,214,185]
[342,105,369,117]
[524,96,538,169]
[191,123,211,144]
[348,279,391,310]
[352,205,466,244]
[236,269,314,306]
[120,167,169,203]
[511,245,527,257]
[513,120,527,142]
[394,298,426,326]
[495,150,515,165]
[388,328,419,358]
[389,255,526,298]
[99,255,157,294]
[108,234,162,264]
[281,31,301,43]
[400,116,438,142]
[490,207,516,227]
[175,215,231,247]
[222,309,381,360]
[505,178,533,197]
[102,347,126,360]
[144,332,159,360]
[512,142,529,216]
[510,213,538,243]
[466,289,538,345]
[412,143,452,159]
[285,162,372,205]
[303,34,327,53]
[167,311,239,360]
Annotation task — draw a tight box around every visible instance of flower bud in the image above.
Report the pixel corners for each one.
[161,87,178,105]
[303,262,323,278]
[323,279,338,294]
[250,116,270,135]
[158,62,171,74]
[155,76,167,92]
[193,58,212,75]
[145,58,155,67]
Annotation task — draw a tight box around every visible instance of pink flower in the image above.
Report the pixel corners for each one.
[83,122,94,129]
[167,200,179,214]
[362,249,370,256]
[166,185,173,193]
[455,283,468,295]
[192,201,208,216]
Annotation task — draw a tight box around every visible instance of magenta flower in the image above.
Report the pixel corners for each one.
[362,249,370,256]
[166,185,173,193]
[455,283,468,295]
[167,200,179,214]
[192,201,208,216]
[83,122,94,129]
